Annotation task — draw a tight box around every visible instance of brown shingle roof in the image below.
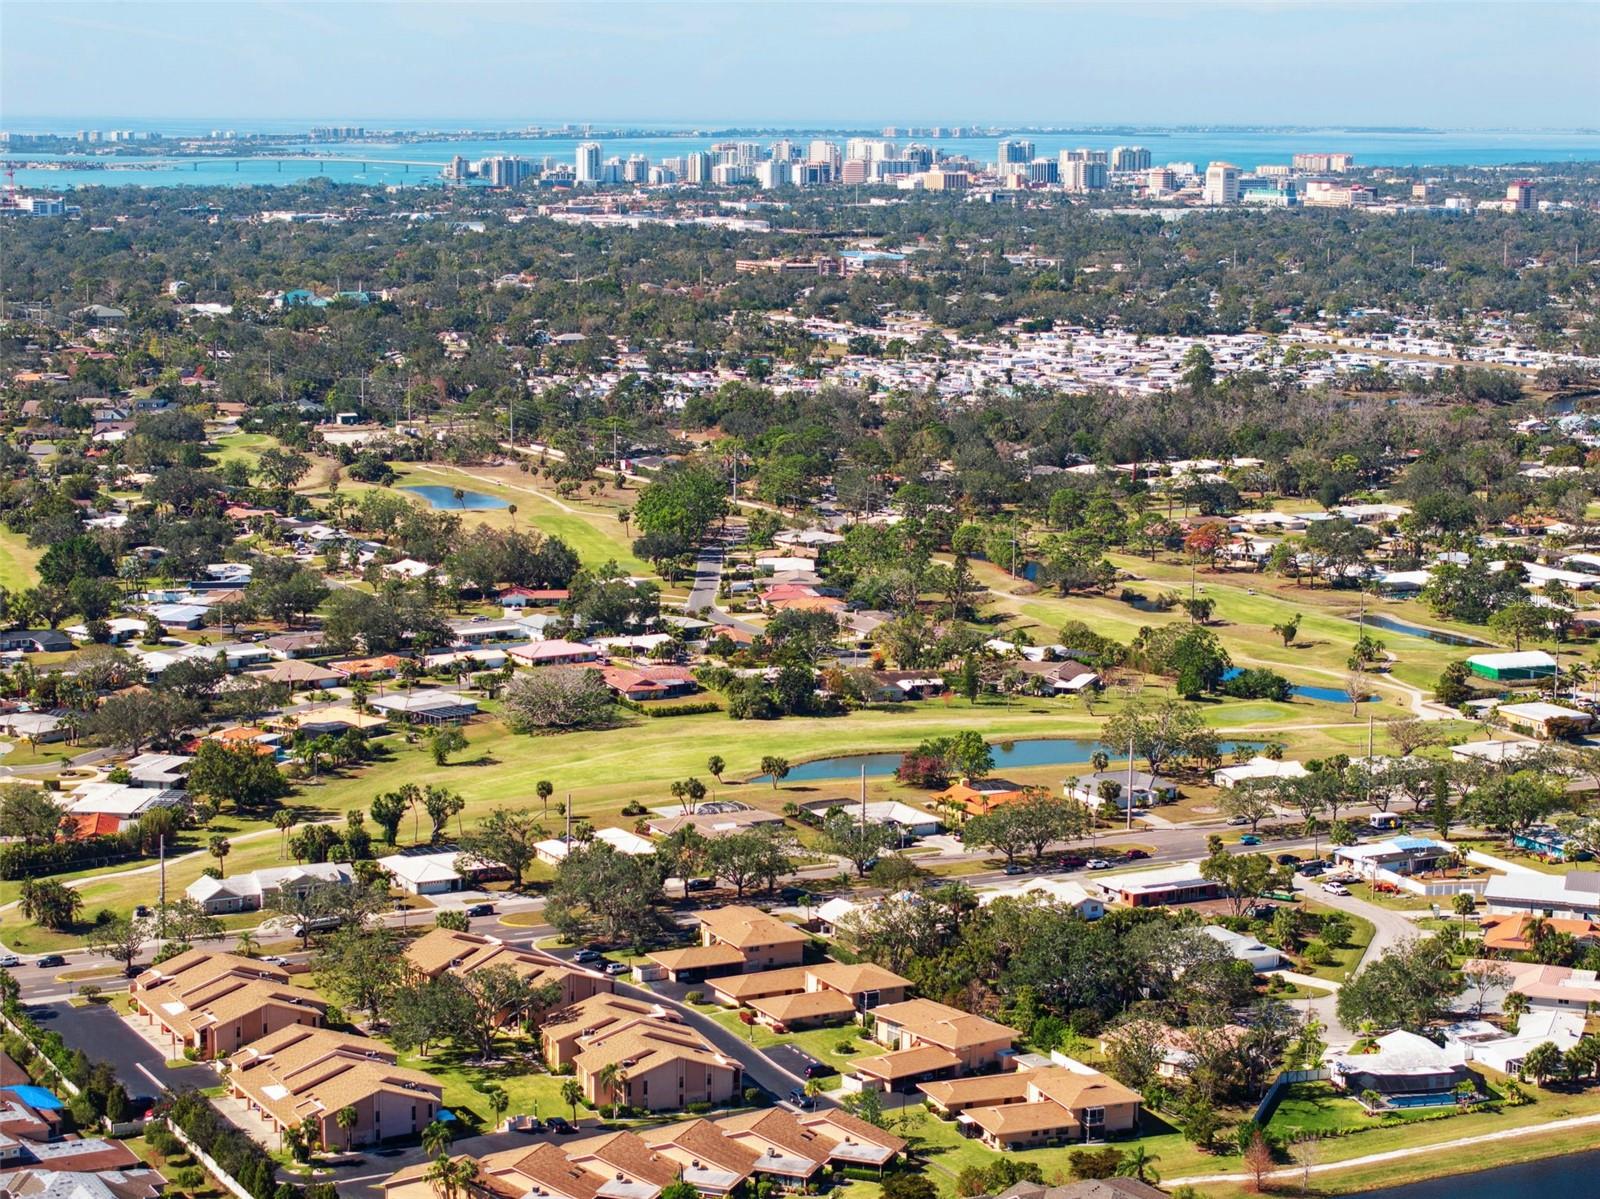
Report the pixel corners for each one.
[870,998,1017,1051]
[695,905,810,951]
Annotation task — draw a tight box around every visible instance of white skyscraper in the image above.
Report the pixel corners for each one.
[1203,162,1241,205]
[575,141,602,184]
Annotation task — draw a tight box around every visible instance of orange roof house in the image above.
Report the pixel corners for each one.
[935,776,1028,816]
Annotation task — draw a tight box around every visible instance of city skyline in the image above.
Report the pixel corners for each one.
[3,1,1598,129]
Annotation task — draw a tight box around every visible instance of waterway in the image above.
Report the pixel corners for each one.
[1357,1148,1600,1199]
[400,485,509,511]
[751,736,1260,783]
[9,123,1600,189]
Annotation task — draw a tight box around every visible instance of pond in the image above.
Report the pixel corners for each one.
[1359,1150,1600,1199]
[401,484,510,511]
[1220,668,1378,705]
[1350,613,1493,647]
[751,736,1261,783]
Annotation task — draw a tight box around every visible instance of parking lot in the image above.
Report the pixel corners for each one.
[763,1042,827,1081]
[35,1000,216,1098]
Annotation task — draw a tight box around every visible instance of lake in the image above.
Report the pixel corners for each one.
[1358,1149,1600,1199]
[1220,668,1377,705]
[752,736,1260,783]
[1351,613,1493,647]
[401,485,509,511]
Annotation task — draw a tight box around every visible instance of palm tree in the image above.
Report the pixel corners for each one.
[507,503,518,530]
[595,1062,627,1118]
[1504,991,1531,1025]
[208,834,231,877]
[235,930,260,958]
[425,1153,477,1199]
[335,1105,358,1148]
[273,809,296,860]
[1115,1145,1161,1185]
[420,1120,453,1160]
[561,1079,583,1122]
[537,780,553,818]
[482,1085,509,1129]
[350,679,372,714]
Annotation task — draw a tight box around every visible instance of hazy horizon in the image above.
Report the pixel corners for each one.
[4,1,1598,129]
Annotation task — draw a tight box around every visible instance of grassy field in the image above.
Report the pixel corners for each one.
[698,1005,887,1083]
[1296,903,1377,983]
[329,460,653,577]
[0,526,42,591]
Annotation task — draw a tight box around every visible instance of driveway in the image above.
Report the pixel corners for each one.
[37,1000,215,1096]
[687,539,761,635]
[315,1128,554,1199]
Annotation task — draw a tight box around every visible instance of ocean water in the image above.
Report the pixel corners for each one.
[7,123,1600,190]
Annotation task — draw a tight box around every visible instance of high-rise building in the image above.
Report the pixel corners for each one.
[1506,180,1537,210]
[923,169,969,191]
[755,160,790,189]
[1203,162,1241,205]
[1413,182,1442,203]
[1292,152,1355,173]
[481,156,532,187]
[648,166,678,185]
[769,139,798,163]
[575,142,602,184]
[808,140,840,168]
[1062,160,1107,191]
[998,137,1034,167]
[792,162,833,187]
[623,155,650,183]
[840,159,870,185]
[1145,167,1176,194]
[446,155,470,182]
[1110,145,1151,172]
[711,162,749,186]
[685,151,714,184]
[902,144,933,170]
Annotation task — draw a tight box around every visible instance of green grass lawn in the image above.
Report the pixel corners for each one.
[0,526,42,591]
[1345,881,1444,912]
[697,1005,887,1083]
[1296,903,1376,983]
[1268,1081,1448,1137]
[395,1045,588,1129]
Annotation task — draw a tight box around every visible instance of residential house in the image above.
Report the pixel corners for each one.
[599,665,699,701]
[1212,757,1310,788]
[1332,837,1454,878]
[228,1025,443,1149]
[327,654,411,680]
[1101,863,1224,909]
[1065,770,1177,810]
[250,659,345,690]
[1482,871,1600,922]
[695,905,810,970]
[1477,913,1600,955]
[185,862,352,915]
[508,640,602,668]
[1496,701,1593,740]
[709,961,911,1022]
[1327,1031,1472,1097]
[1442,1009,1587,1075]
[1473,960,1600,1012]
[368,690,478,726]
[936,777,1029,817]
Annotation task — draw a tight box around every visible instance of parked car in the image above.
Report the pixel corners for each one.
[571,949,602,963]
[603,961,630,976]
[788,1088,816,1110]
[1322,881,1350,896]
[1239,834,1262,846]
[466,903,495,918]
[1226,816,1250,826]
[685,878,715,892]
[0,955,18,969]
[37,955,67,968]
[132,905,151,918]
[1086,859,1111,870]
[1276,853,1301,866]
[1003,864,1028,876]
[261,955,289,966]
[545,1117,574,1134]
[126,1095,157,1118]
[1123,849,1150,860]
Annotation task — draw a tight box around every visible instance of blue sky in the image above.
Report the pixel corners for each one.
[3,1,1597,128]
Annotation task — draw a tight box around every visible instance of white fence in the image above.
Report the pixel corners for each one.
[166,1118,257,1199]
[1254,1066,1332,1125]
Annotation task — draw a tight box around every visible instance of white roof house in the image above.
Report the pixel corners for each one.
[1451,740,1542,765]
[378,850,465,894]
[186,862,351,913]
[1327,1030,1469,1091]
[536,827,657,864]
[1443,1010,1586,1075]
[1212,757,1310,789]
[978,877,1105,919]
[1202,925,1281,972]
[1482,872,1600,921]
[66,783,185,819]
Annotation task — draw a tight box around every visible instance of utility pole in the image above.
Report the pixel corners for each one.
[157,835,167,938]
[565,793,573,844]
[1125,737,1135,833]
[860,765,868,832]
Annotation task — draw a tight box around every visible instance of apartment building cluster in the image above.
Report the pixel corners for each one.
[382,1107,906,1199]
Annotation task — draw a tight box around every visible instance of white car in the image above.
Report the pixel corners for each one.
[1086,858,1111,870]
[1321,882,1350,896]
[0,955,18,969]
[260,955,289,966]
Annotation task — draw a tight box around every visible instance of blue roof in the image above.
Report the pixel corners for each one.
[1392,836,1444,850]
[6,1085,64,1110]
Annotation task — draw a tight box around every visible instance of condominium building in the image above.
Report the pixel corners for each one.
[575,141,602,184]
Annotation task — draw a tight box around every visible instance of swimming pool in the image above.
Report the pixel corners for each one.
[1385,1092,1461,1109]
[5,1084,63,1110]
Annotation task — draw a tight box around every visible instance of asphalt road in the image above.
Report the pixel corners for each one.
[687,538,761,635]
[34,998,215,1096]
